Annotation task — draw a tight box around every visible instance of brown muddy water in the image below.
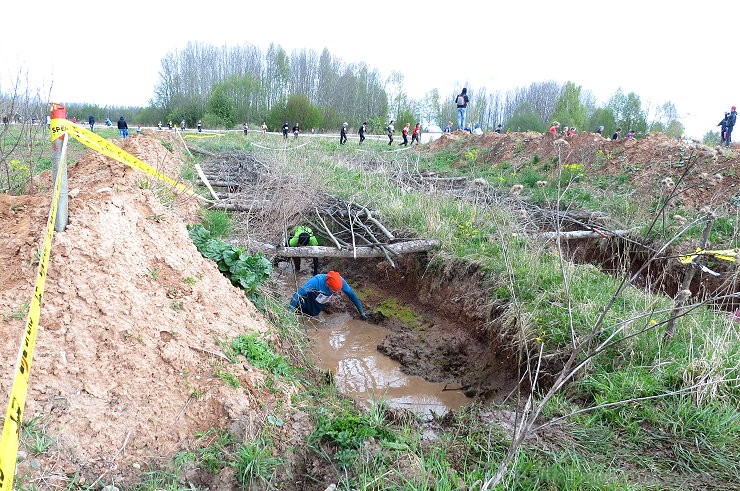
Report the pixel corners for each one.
[303,312,472,417]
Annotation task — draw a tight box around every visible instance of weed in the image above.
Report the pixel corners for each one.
[5,302,29,320]
[171,301,184,311]
[198,209,231,239]
[182,276,197,285]
[233,438,282,488]
[148,268,160,280]
[230,333,292,378]
[195,428,233,473]
[22,416,55,456]
[214,369,241,388]
[309,403,396,466]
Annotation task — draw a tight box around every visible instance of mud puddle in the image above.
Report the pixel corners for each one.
[304,313,472,417]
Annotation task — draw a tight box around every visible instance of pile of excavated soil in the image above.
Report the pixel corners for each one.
[428,130,739,210]
[0,132,289,487]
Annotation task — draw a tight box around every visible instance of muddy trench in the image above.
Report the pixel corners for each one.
[562,236,739,311]
[273,254,521,414]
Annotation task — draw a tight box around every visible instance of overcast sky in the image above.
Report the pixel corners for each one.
[2,1,737,138]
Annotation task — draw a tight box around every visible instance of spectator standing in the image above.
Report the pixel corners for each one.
[282,121,290,140]
[411,123,421,145]
[358,122,367,145]
[117,116,129,139]
[387,120,395,145]
[158,121,163,130]
[718,112,729,144]
[612,128,622,140]
[88,115,95,132]
[180,119,186,131]
[725,106,736,147]
[340,122,348,144]
[455,88,469,131]
[197,120,202,132]
[400,123,410,146]
[261,122,268,134]
[549,121,560,134]
[242,122,248,135]
[293,123,300,140]
[625,129,635,138]
[595,125,604,135]
[495,124,503,134]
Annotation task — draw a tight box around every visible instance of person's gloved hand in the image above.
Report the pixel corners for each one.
[359,313,369,321]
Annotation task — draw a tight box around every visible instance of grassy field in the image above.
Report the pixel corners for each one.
[189,131,739,490]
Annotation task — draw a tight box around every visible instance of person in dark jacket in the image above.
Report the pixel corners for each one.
[358,122,367,144]
[340,122,348,144]
[725,106,737,147]
[455,87,470,131]
[88,115,95,132]
[117,116,128,139]
[387,120,395,145]
[290,271,367,319]
[718,113,729,144]
[282,121,290,140]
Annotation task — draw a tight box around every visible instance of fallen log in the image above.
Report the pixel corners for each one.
[538,229,634,240]
[235,239,440,257]
[208,180,241,188]
[209,200,271,211]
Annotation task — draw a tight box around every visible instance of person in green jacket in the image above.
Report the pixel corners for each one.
[288,226,319,275]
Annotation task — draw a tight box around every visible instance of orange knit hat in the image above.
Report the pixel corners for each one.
[326,271,342,291]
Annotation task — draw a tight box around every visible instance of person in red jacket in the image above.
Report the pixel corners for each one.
[411,123,421,145]
[400,123,410,146]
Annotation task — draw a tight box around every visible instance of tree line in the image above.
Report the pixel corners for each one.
[2,41,687,140]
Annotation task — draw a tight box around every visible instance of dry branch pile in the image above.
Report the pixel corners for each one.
[198,152,439,266]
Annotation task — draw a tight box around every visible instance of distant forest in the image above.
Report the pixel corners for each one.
[2,41,689,139]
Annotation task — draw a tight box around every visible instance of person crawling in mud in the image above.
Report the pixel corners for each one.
[290,270,368,320]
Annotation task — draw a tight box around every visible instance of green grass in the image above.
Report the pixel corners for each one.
[229,333,293,378]
[21,416,55,456]
[197,208,232,238]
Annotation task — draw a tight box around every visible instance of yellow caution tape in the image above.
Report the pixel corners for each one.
[183,134,223,139]
[0,161,64,491]
[679,248,738,264]
[50,119,208,202]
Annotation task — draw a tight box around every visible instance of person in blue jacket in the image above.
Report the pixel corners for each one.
[290,270,367,319]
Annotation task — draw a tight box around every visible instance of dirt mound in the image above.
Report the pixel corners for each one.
[426,130,739,209]
[0,133,279,486]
